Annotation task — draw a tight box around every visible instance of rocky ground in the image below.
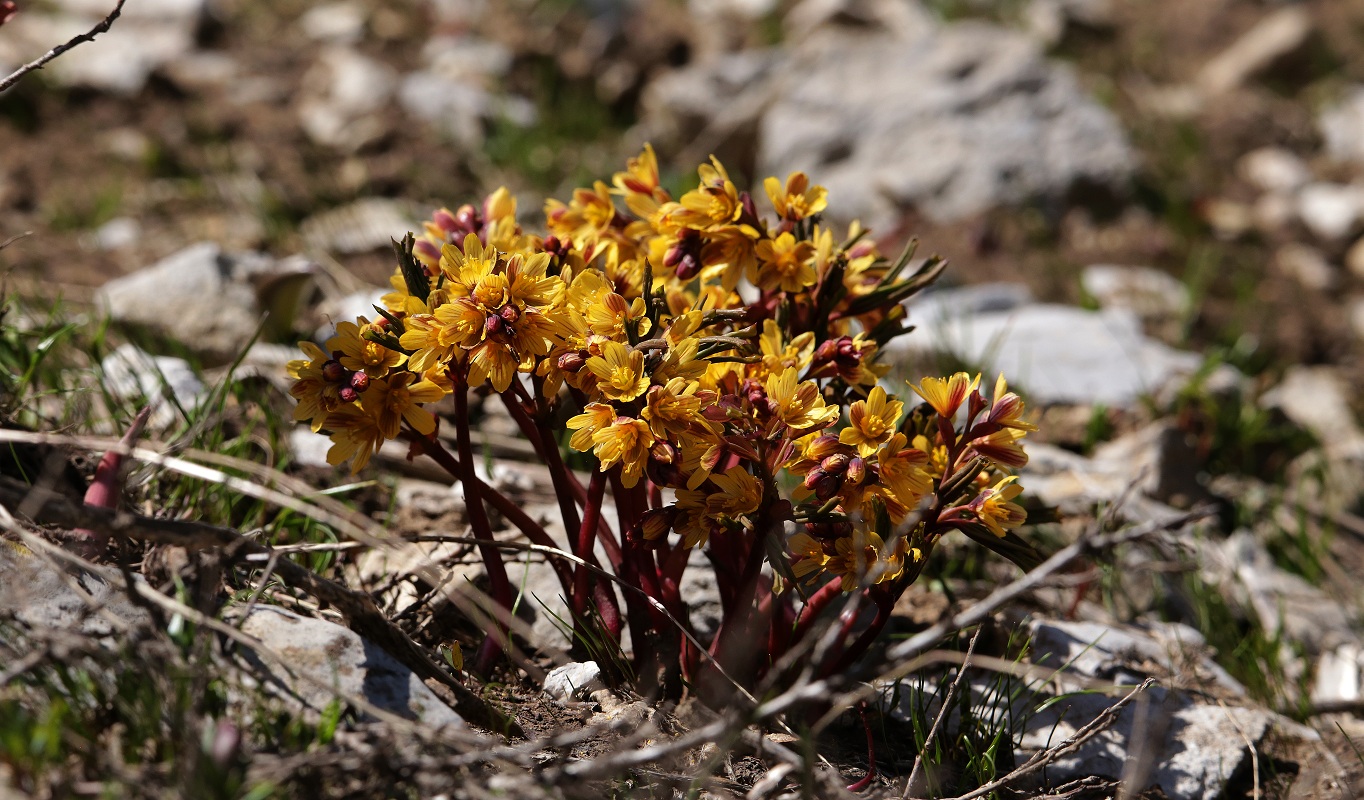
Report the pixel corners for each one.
[7,0,1364,797]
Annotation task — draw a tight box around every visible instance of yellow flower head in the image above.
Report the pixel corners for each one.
[585,340,650,402]
[591,416,654,488]
[788,532,830,580]
[876,433,932,511]
[911,372,981,419]
[706,467,762,518]
[764,171,828,221]
[327,318,406,378]
[362,372,444,439]
[751,232,817,293]
[968,476,1027,538]
[839,385,904,457]
[765,367,840,432]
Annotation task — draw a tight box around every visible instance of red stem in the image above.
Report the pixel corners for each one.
[574,472,606,619]
[845,702,877,792]
[823,591,893,678]
[453,381,515,675]
[790,579,844,647]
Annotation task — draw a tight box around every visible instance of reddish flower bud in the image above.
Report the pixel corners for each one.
[499,304,521,324]
[557,352,587,373]
[321,360,345,383]
[846,457,866,485]
[813,473,843,501]
[820,453,851,476]
[338,386,359,403]
[349,371,370,391]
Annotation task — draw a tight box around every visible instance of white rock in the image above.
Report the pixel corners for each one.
[298,1,366,43]
[298,47,397,151]
[1261,365,1363,453]
[420,35,514,82]
[92,217,140,251]
[289,428,333,468]
[544,661,604,701]
[1081,265,1189,324]
[1274,243,1338,291]
[1238,147,1310,195]
[235,605,464,727]
[299,198,423,254]
[1297,183,1364,241]
[0,547,150,637]
[101,344,206,430]
[1030,618,1244,695]
[398,71,536,147]
[1218,530,1355,653]
[1252,191,1296,234]
[1196,7,1312,95]
[887,299,1205,408]
[1313,642,1364,707]
[97,243,315,359]
[313,287,389,343]
[1320,86,1364,167]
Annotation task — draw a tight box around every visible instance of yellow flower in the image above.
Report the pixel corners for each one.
[751,233,816,293]
[612,143,670,219]
[759,319,814,375]
[289,341,343,432]
[591,416,654,488]
[468,340,520,393]
[567,403,617,452]
[706,467,762,518]
[764,171,828,221]
[986,374,1038,432]
[678,156,742,227]
[585,340,650,402]
[400,300,484,373]
[765,367,839,432]
[585,292,649,340]
[971,426,1030,469]
[788,532,830,580]
[826,528,887,592]
[839,385,904,457]
[968,476,1027,537]
[876,433,932,510]
[362,372,445,438]
[327,319,406,378]
[324,405,385,474]
[642,377,718,440]
[911,372,981,419]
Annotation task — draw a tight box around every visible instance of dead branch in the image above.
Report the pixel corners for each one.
[0,0,127,94]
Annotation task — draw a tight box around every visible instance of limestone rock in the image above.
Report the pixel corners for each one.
[1319,86,1364,167]
[234,605,464,727]
[298,47,398,151]
[1080,265,1189,328]
[544,661,604,702]
[101,344,206,431]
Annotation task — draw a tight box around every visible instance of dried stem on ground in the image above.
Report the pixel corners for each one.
[0,0,126,93]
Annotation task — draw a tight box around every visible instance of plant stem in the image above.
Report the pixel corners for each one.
[790,579,844,647]
[574,472,606,619]
[453,379,514,675]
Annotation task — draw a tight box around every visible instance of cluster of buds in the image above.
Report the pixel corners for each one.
[286,145,1041,689]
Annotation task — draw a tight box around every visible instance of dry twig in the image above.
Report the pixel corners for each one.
[0,0,127,93]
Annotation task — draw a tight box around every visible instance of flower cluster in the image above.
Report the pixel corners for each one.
[287,146,1040,687]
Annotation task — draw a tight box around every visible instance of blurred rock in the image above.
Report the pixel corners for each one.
[1030,618,1244,695]
[784,0,936,43]
[759,24,1133,228]
[1200,198,1253,240]
[1025,0,1114,46]
[1081,264,1189,329]
[905,282,1035,330]
[91,217,140,251]
[300,199,423,255]
[1313,643,1364,709]
[101,344,205,430]
[1296,183,1364,242]
[313,287,389,343]
[1018,686,1274,800]
[1253,191,1296,235]
[1238,147,1310,195]
[161,51,239,92]
[234,605,464,727]
[887,299,1205,408]
[1261,365,1362,455]
[298,47,397,151]
[0,547,149,638]
[1195,7,1312,95]
[0,0,206,94]
[1274,243,1338,292]
[96,242,315,360]
[644,14,1131,229]
[544,661,604,701]
[398,71,535,148]
[1319,86,1364,167]
[1345,237,1364,280]
[298,1,366,44]
[289,428,333,468]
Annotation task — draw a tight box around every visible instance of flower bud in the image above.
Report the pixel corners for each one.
[557,351,587,373]
[338,386,359,403]
[650,440,677,464]
[484,314,511,342]
[813,473,843,501]
[676,253,701,280]
[321,360,345,383]
[499,304,521,325]
[641,507,679,541]
[820,453,851,476]
[349,371,370,391]
[454,204,480,234]
[846,457,866,485]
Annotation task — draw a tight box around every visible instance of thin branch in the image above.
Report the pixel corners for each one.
[904,626,982,798]
[0,0,127,94]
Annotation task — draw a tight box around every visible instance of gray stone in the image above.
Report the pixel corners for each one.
[0,547,149,637]
[234,605,463,727]
[904,282,1035,331]
[887,301,1205,408]
[1029,618,1245,695]
[1274,243,1338,291]
[313,287,389,343]
[92,217,141,251]
[1238,147,1310,195]
[1297,183,1364,242]
[101,344,206,431]
[0,1,204,95]
[298,47,397,151]
[757,24,1133,228]
[1195,7,1313,95]
[1312,642,1364,708]
[544,660,604,701]
[298,1,366,43]
[398,71,536,147]
[1081,265,1189,326]
[96,242,315,359]
[289,428,333,469]
[1019,686,1273,800]
[1217,530,1354,654]
[1261,365,1362,454]
[300,198,424,255]
[1319,86,1364,167]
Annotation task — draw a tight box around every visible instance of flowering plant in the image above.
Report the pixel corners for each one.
[288,146,1041,695]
